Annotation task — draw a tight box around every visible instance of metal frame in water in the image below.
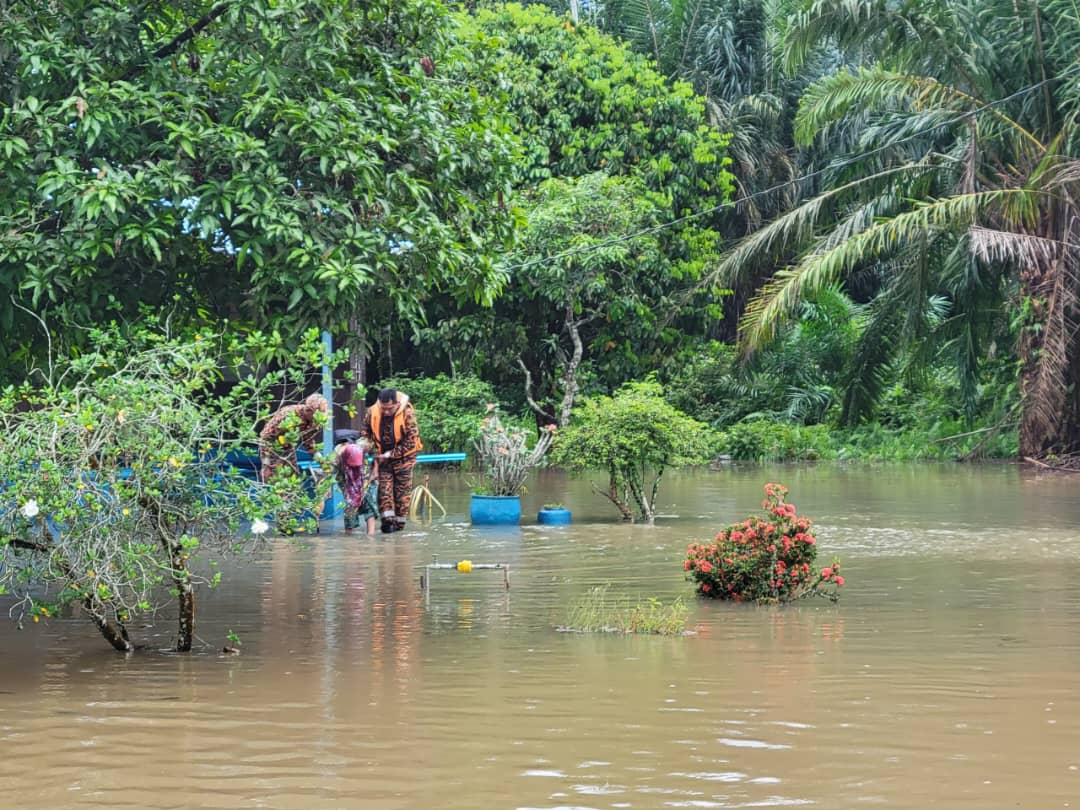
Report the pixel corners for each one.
[420,560,511,597]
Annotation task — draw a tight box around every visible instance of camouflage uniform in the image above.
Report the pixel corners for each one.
[258,394,327,482]
[364,398,421,529]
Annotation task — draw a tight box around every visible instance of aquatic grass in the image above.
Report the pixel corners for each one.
[559,585,690,636]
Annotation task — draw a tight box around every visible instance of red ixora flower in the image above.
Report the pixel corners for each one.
[688,484,834,604]
[835,576,845,587]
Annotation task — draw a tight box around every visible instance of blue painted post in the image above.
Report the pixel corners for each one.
[322,330,343,518]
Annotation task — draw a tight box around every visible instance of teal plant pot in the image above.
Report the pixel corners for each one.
[537,507,571,525]
[470,494,521,525]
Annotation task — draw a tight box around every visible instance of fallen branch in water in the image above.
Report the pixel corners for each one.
[1023,456,1080,473]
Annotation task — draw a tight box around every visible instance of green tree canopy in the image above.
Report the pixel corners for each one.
[402,4,734,415]
[550,380,714,522]
[0,0,519,379]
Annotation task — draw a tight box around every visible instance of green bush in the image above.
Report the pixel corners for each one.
[550,380,715,522]
[717,420,836,461]
[374,374,496,455]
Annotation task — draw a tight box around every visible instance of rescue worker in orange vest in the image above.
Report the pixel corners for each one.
[364,388,422,533]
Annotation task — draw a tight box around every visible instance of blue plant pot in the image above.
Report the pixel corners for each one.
[537,507,572,525]
[470,494,521,525]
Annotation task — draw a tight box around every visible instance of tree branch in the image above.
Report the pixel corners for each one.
[557,302,593,427]
[121,1,232,81]
[516,357,550,420]
[8,537,50,553]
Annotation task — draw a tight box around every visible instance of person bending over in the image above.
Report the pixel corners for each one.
[364,388,422,533]
[259,393,328,482]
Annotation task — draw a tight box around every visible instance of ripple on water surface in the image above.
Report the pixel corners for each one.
[3,466,1080,808]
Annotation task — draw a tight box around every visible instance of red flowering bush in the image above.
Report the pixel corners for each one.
[685,483,844,603]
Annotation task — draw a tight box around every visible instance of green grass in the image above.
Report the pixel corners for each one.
[559,585,689,636]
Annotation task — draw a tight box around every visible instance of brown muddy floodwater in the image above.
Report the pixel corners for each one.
[2,463,1080,809]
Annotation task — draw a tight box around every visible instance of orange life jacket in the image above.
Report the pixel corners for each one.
[369,404,422,456]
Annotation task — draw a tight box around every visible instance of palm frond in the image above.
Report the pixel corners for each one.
[738,188,1036,352]
[970,226,1075,267]
[783,0,982,82]
[838,295,901,424]
[1022,252,1078,451]
[794,67,1042,150]
[705,159,941,294]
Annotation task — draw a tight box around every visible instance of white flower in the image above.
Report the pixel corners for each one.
[20,500,40,519]
[250,518,270,536]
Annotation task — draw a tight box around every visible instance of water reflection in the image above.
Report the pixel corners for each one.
[2,464,1080,808]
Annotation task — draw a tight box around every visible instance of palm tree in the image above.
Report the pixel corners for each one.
[709,0,1080,457]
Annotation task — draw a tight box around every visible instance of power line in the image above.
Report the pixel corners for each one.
[499,64,1080,275]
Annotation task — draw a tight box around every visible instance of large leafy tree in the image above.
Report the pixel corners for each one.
[0,0,518,380]
[504,172,722,426]
[711,0,1080,457]
[399,3,733,414]
[543,0,841,338]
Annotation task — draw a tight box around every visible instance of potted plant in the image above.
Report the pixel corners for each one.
[471,407,553,525]
[538,502,572,525]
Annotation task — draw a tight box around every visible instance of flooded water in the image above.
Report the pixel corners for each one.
[3,463,1080,809]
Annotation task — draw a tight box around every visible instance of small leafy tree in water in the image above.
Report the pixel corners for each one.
[550,381,713,523]
[0,325,331,652]
[686,484,844,603]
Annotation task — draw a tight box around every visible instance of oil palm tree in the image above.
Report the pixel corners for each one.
[579,0,823,227]
[710,0,1080,457]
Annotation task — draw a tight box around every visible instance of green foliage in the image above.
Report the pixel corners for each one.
[466,3,734,204]
[0,0,519,381]
[474,410,553,496]
[686,483,843,602]
[412,4,734,413]
[378,373,502,455]
[506,172,726,414]
[724,0,1080,456]
[667,289,859,430]
[717,421,835,461]
[550,381,714,522]
[0,323,330,651]
[561,584,689,635]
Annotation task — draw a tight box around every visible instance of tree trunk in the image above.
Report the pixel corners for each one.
[9,537,135,652]
[598,468,633,521]
[85,598,135,652]
[557,305,586,428]
[339,319,367,431]
[517,357,556,429]
[1018,258,1072,457]
[171,546,195,652]
[627,471,651,524]
[176,584,195,652]
[517,302,591,431]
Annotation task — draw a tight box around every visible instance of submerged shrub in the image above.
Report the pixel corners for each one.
[685,483,844,603]
[561,585,689,635]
